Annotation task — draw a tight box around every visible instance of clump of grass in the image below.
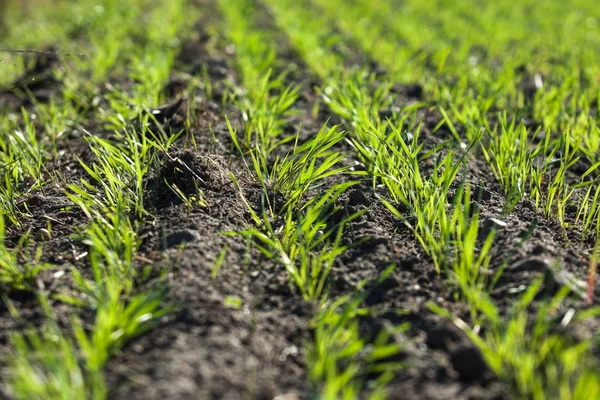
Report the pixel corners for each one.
[233,182,361,303]
[67,121,182,221]
[229,119,351,214]
[237,70,299,158]
[576,182,600,242]
[73,288,172,373]
[449,185,496,304]
[320,70,395,128]
[477,114,555,212]
[101,0,194,128]
[8,283,170,400]
[8,320,105,400]
[65,214,139,307]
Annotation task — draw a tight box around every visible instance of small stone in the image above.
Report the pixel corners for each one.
[36,228,51,241]
[566,204,578,214]
[481,217,508,237]
[273,394,300,400]
[53,270,65,279]
[508,284,527,294]
[166,229,201,248]
[405,83,424,98]
[522,200,536,211]
[333,276,349,291]
[488,218,507,228]
[27,195,45,207]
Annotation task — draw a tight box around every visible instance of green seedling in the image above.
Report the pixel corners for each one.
[232,182,361,303]
[479,114,555,212]
[8,321,105,400]
[0,214,50,292]
[73,288,173,373]
[211,245,228,279]
[229,119,351,214]
[308,267,408,399]
[167,179,206,222]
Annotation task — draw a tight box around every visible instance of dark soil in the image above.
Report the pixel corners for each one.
[1,1,599,400]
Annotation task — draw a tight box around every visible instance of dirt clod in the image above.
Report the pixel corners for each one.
[145,149,230,208]
[449,345,493,382]
[426,325,464,351]
[166,229,201,248]
[348,188,371,208]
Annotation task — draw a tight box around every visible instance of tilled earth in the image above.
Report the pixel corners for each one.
[1,1,599,399]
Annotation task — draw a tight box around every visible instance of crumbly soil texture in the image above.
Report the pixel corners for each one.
[1,2,599,400]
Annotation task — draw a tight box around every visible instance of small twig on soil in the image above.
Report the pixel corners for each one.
[167,154,207,186]
[0,79,37,95]
[0,48,85,95]
[0,49,89,58]
[0,58,17,66]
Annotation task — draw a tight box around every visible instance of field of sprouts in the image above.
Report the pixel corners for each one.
[1,0,600,399]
